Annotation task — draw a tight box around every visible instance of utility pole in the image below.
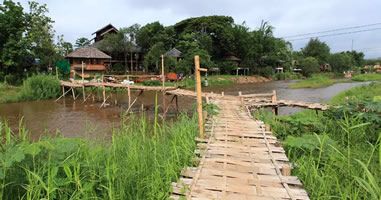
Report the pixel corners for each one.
[351,39,354,51]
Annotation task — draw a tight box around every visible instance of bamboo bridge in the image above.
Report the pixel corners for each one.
[56,56,336,199]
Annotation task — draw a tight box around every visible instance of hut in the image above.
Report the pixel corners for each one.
[164,48,182,62]
[65,47,111,78]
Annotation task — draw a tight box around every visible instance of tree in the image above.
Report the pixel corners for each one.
[301,38,330,64]
[328,53,352,72]
[299,57,320,77]
[123,24,141,72]
[174,16,235,59]
[345,50,365,67]
[143,42,165,72]
[0,0,28,75]
[56,35,73,59]
[136,22,172,50]
[75,37,90,48]
[25,1,56,72]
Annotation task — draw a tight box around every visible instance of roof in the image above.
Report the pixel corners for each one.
[65,47,111,59]
[223,55,241,61]
[164,48,182,58]
[92,24,118,35]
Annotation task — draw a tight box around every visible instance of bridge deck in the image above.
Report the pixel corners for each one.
[171,99,309,200]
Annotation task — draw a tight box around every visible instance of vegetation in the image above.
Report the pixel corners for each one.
[0,112,198,199]
[351,73,381,82]
[255,83,381,199]
[18,75,61,101]
[0,83,19,103]
[298,57,321,77]
[331,82,381,104]
[289,73,350,88]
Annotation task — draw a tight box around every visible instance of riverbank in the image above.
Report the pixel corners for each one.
[0,112,199,199]
[255,83,381,199]
[289,73,381,89]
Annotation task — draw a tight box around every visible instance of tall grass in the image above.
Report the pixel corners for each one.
[254,83,381,199]
[18,75,61,101]
[330,82,381,104]
[0,113,198,199]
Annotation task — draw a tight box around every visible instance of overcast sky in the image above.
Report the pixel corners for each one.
[18,0,381,58]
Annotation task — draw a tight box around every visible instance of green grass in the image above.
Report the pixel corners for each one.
[254,83,381,199]
[0,83,20,103]
[352,73,381,82]
[330,82,381,104]
[289,73,351,89]
[0,111,199,199]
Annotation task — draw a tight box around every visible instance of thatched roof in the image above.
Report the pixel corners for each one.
[66,47,111,59]
[164,48,182,58]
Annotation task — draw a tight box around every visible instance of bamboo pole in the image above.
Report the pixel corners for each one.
[82,61,86,101]
[162,55,166,118]
[195,55,207,138]
[56,67,59,79]
[271,90,277,115]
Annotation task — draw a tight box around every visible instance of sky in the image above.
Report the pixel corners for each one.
[18,0,381,59]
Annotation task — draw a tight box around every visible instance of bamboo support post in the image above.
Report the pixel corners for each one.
[239,91,244,108]
[82,62,86,101]
[272,90,277,115]
[56,87,72,102]
[221,91,224,97]
[161,55,166,117]
[56,67,59,79]
[102,85,106,106]
[195,55,207,138]
[127,86,131,107]
[71,87,76,100]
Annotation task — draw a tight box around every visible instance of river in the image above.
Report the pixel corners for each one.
[0,80,369,139]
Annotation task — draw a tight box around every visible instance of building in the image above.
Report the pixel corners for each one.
[164,48,182,62]
[92,24,118,43]
[65,47,111,78]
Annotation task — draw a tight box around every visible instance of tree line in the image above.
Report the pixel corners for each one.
[1,0,368,85]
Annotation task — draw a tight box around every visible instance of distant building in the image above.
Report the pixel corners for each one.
[92,24,118,43]
[164,48,182,62]
[92,24,145,73]
[65,47,111,78]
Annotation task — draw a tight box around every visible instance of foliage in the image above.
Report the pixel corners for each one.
[255,96,381,199]
[0,112,198,199]
[74,37,90,48]
[218,61,238,74]
[298,56,320,77]
[258,66,273,78]
[137,21,173,50]
[18,75,61,101]
[143,42,166,72]
[328,53,352,72]
[142,80,161,86]
[164,55,177,72]
[331,82,381,104]
[351,73,381,82]
[301,38,330,64]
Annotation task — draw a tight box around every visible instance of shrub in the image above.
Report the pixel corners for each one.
[259,66,273,78]
[18,75,61,101]
[142,80,161,86]
[299,57,320,77]
[218,61,238,74]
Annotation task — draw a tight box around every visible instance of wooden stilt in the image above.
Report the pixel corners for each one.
[102,85,106,106]
[127,86,131,107]
[194,55,208,138]
[175,95,179,113]
[56,87,72,102]
[82,62,85,101]
[282,164,291,176]
[72,87,76,100]
[272,90,277,115]
[221,91,224,97]
[125,90,144,115]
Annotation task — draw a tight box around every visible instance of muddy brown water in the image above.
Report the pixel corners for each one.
[0,80,369,139]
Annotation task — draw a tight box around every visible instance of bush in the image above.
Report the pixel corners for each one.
[259,66,273,78]
[299,57,320,77]
[273,72,302,80]
[142,80,161,86]
[18,75,61,101]
[218,61,238,74]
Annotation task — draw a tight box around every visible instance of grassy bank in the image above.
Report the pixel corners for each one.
[331,82,381,104]
[0,111,198,199]
[351,73,381,82]
[0,75,61,103]
[289,73,351,89]
[0,83,20,103]
[255,83,381,199]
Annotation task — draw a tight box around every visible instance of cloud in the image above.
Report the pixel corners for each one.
[17,0,381,58]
